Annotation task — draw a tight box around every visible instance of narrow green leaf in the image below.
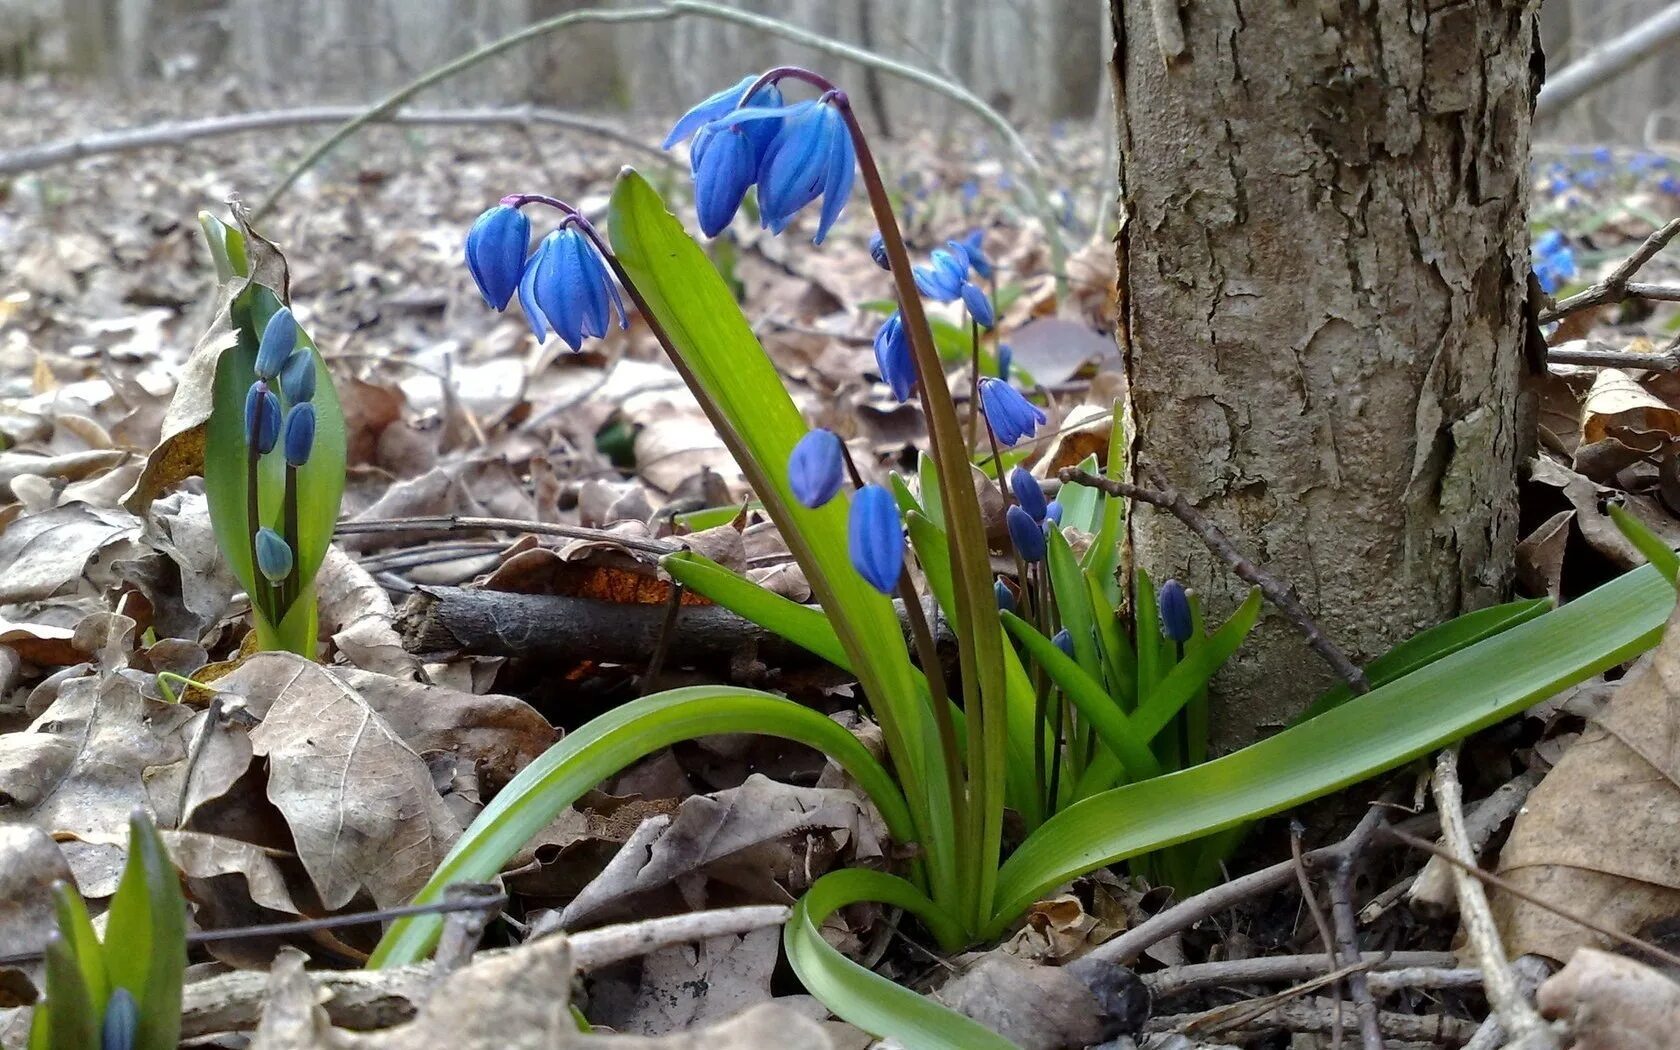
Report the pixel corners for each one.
[986,565,1675,936]
[1130,589,1261,744]
[103,812,185,1050]
[51,883,107,1016]
[41,935,96,1050]
[785,871,1014,1050]
[1046,526,1103,683]
[371,688,916,968]
[662,551,849,670]
[1610,504,1680,584]
[1054,455,1102,534]
[1086,569,1135,712]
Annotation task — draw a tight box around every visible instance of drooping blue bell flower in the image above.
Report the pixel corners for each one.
[978,378,1046,445]
[279,349,315,404]
[693,127,762,238]
[283,402,316,468]
[465,204,531,311]
[960,228,993,279]
[788,429,845,509]
[255,307,296,380]
[912,246,968,301]
[244,380,280,454]
[994,578,1016,613]
[960,281,994,329]
[873,311,916,403]
[254,527,294,584]
[1158,578,1193,643]
[736,97,856,244]
[868,231,890,270]
[1006,504,1046,562]
[997,343,1013,381]
[1532,230,1577,295]
[1534,230,1566,256]
[849,484,905,594]
[518,226,628,351]
[663,74,782,152]
[101,987,138,1050]
[1052,628,1075,658]
[1009,466,1046,521]
[1044,499,1063,525]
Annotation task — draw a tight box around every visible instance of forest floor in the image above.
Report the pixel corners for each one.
[3,79,1680,1048]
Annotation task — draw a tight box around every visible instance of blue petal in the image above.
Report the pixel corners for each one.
[872,313,915,402]
[758,104,829,233]
[567,230,612,340]
[813,107,855,244]
[255,307,296,380]
[1009,466,1046,520]
[960,281,994,328]
[517,234,556,341]
[543,230,589,350]
[848,484,905,594]
[664,74,759,150]
[1006,504,1046,562]
[283,402,316,467]
[1158,579,1193,643]
[694,128,759,237]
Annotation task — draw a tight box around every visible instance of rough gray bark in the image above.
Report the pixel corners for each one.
[1111,0,1532,748]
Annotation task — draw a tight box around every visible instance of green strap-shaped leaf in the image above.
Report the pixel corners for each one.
[785,870,1014,1050]
[986,565,1675,936]
[1610,504,1680,584]
[103,811,185,1050]
[662,551,851,669]
[371,687,915,967]
[51,883,108,1018]
[39,934,95,1050]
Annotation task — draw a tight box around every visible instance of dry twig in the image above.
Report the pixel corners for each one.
[1539,218,1680,324]
[1144,951,1459,999]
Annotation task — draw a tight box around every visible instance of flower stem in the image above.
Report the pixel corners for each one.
[282,463,301,631]
[246,444,266,625]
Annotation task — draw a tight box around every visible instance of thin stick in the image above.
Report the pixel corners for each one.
[1062,467,1370,693]
[1548,341,1680,371]
[1325,834,1384,1050]
[1289,821,1344,1050]
[1539,218,1680,323]
[334,514,674,558]
[638,581,685,695]
[1145,952,1461,998]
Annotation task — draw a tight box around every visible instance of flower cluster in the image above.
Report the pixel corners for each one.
[666,74,856,244]
[465,200,628,352]
[1532,229,1576,295]
[242,306,319,588]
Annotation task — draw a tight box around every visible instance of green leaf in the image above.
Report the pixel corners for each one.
[51,883,107,1017]
[40,934,96,1050]
[1045,526,1103,683]
[371,687,916,968]
[663,551,850,670]
[986,565,1676,937]
[1054,455,1102,534]
[785,871,1014,1050]
[1610,504,1680,584]
[103,811,185,1050]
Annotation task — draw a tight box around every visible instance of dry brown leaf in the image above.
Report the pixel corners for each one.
[314,546,420,678]
[1493,595,1680,961]
[605,928,781,1036]
[1580,368,1680,452]
[1537,947,1680,1050]
[0,825,73,992]
[0,503,142,604]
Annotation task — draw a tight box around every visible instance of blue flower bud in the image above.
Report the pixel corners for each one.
[1044,499,1063,525]
[961,228,994,279]
[1052,628,1075,658]
[518,226,628,351]
[848,484,905,594]
[1006,504,1046,562]
[254,527,293,584]
[278,348,316,404]
[692,126,761,238]
[283,402,316,467]
[101,987,138,1050]
[978,378,1047,446]
[868,231,890,270]
[244,380,280,454]
[254,307,296,380]
[788,429,844,509]
[997,343,1013,381]
[994,578,1016,613]
[1158,578,1193,644]
[960,280,994,329]
[1009,466,1046,521]
[465,204,531,311]
[912,247,968,302]
[872,311,916,403]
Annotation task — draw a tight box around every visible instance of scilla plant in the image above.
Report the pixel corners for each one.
[198,214,346,655]
[373,68,1678,1047]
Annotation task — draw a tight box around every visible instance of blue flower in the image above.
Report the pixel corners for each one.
[255,307,296,380]
[1052,628,1075,658]
[1044,499,1062,525]
[873,311,916,403]
[664,74,781,151]
[1532,230,1576,295]
[1577,168,1604,190]
[244,380,280,454]
[282,402,315,468]
[868,231,890,270]
[279,349,315,405]
[465,204,531,311]
[518,227,628,351]
[1158,578,1193,643]
[978,378,1046,445]
[849,484,905,594]
[102,988,138,1050]
[960,229,993,279]
[996,343,1013,381]
[1009,466,1046,521]
[714,97,854,244]
[1662,176,1680,196]
[789,429,845,508]
[1533,230,1566,256]
[1006,504,1046,562]
[692,126,761,237]
[994,578,1016,613]
[254,528,294,583]
[913,246,968,301]
[1591,146,1612,164]
[960,281,994,329]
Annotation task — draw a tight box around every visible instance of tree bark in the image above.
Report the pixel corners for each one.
[1111,1,1532,748]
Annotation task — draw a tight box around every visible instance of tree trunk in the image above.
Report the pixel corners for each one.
[1111,1,1533,749]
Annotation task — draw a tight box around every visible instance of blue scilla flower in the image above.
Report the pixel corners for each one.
[994,578,1016,613]
[244,380,280,454]
[283,402,315,468]
[1534,230,1565,256]
[465,204,531,311]
[692,127,761,238]
[913,246,969,302]
[735,97,856,244]
[873,311,916,403]
[664,74,783,152]
[1662,175,1680,196]
[1532,231,1576,295]
[1052,628,1075,658]
[1591,146,1612,164]
[279,349,315,405]
[789,429,845,508]
[1009,466,1046,521]
[997,343,1013,381]
[1006,504,1046,562]
[960,228,993,279]
[978,378,1046,446]
[960,281,994,329]
[1158,578,1193,643]
[255,307,296,380]
[1044,499,1062,525]
[849,484,905,594]
[518,226,628,351]
[102,988,138,1050]
[255,528,294,584]
[1577,168,1604,190]
[868,231,890,270]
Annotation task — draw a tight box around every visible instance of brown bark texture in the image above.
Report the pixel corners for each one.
[1111,0,1533,748]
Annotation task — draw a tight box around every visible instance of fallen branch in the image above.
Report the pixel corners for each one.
[1547,340,1680,371]
[1539,218,1680,324]
[333,514,675,558]
[1143,951,1460,999]
[0,106,675,178]
[1535,2,1680,121]
[1062,467,1371,694]
[1407,766,1541,914]
[1151,996,1480,1043]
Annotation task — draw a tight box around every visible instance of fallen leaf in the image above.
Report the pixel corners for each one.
[0,503,142,604]
[0,825,73,993]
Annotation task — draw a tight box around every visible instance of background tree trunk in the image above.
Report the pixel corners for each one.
[1111,0,1533,749]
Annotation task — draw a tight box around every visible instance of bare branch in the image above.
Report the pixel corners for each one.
[1540,218,1680,324]
[1536,3,1680,121]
